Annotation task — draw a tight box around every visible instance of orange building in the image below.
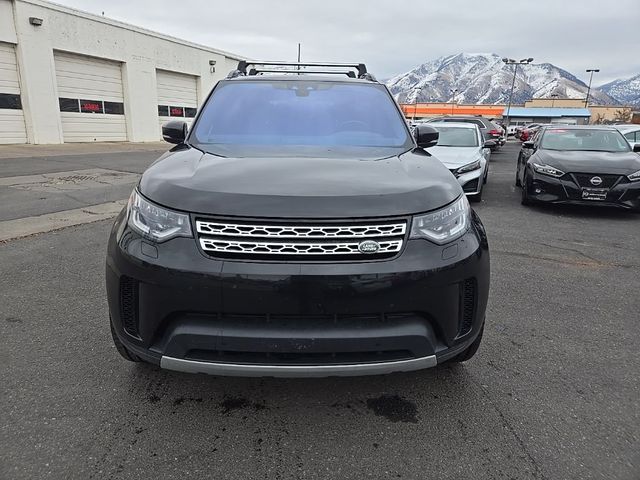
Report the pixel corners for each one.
[400,103,507,119]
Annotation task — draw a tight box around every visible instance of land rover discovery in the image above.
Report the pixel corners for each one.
[106,61,490,377]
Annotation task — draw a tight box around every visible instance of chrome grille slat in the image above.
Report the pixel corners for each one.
[196,221,406,238]
[199,238,403,255]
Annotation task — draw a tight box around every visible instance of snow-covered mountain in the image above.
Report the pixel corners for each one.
[386,53,617,105]
[598,74,640,106]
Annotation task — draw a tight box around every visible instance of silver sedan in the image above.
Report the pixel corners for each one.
[427,122,491,202]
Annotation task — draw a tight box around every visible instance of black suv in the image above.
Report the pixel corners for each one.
[106,61,490,377]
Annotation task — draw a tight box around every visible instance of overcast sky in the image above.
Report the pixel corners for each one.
[55,0,639,86]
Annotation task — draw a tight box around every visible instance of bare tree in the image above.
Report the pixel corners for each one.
[613,109,632,123]
[592,113,606,125]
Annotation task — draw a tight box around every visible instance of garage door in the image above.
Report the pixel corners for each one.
[54,51,127,142]
[156,70,198,137]
[0,42,27,144]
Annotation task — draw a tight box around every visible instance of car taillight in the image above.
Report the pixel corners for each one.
[489,129,500,135]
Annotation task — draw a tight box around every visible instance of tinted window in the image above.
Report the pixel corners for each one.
[104,101,124,115]
[59,97,79,112]
[432,127,478,147]
[192,80,410,147]
[541,129,630,152]
[0,93,22,110]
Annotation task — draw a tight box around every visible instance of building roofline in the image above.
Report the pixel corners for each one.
[17,0,247,61]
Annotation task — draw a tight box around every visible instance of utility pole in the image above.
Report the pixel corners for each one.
[502,57,534,128]
[412,87,422,121]
[297,43,301,74]
[585,69,600,107]
[450,89,458,115]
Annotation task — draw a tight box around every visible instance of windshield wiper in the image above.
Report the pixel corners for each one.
[581,149,622,153]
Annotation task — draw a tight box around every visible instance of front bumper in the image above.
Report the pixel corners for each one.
[106,209,490,376]
[450,166,485,196]
[524,169,640,211]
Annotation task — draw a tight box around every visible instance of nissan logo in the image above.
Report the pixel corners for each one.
[358,240,380,254]
[590,176,603,186]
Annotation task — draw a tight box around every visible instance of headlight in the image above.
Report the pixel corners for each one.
[127,189,192,242]
[456,159,482,175]
[532,162,565,178]
[627,169,640,182]
[410,195,470,245]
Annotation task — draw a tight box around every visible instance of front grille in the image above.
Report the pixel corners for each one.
[459,278,476,336]
[196,221,406,238]
[196,218,407,261]
[571,173,622,189]
[119,276,140,338]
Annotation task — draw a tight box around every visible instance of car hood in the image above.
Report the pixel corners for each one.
[534,149,640,174]
[427,146,483,168]
[139,145,461,218]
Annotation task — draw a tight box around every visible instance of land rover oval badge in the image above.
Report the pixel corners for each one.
[358,240,380,254]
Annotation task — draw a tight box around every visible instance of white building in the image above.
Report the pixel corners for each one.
[0,0,245,144]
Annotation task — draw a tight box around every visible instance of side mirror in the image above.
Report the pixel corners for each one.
[414,125,439,149]
[483,140,496,148]
[162,120,188,144]
[522,141,535,149]
[633,144,640,153]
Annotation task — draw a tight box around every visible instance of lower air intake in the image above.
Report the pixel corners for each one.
[119,276,139,338]
[459,278,476,336]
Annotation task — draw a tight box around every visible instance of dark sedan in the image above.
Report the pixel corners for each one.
[516,126,640,211]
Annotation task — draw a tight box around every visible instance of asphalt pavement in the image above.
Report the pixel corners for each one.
[1,143,639,479]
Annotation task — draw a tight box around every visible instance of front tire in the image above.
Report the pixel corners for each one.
[521,171,532,206]
[110,319,142,362]
[515,156,522,187]
[450,325,484,363]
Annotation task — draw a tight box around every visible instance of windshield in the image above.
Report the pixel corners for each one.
[540,128,631,152]
[432,126,478,147]
[191,80,410,149]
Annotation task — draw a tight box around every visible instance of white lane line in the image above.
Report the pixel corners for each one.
[0,200,127,242]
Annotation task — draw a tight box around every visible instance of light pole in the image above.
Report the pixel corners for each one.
[551,93,559,108]
[584,69,600,107]
[502,57,534,128]
[412,87,422,121]
[450,88,458,115]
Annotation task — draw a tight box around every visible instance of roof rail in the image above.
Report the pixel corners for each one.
[227,61,376,81]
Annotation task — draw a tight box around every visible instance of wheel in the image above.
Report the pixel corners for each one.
[515,157,522,186]
[521,171,531,206]
[110,319,142,362]
[450,325,484,363]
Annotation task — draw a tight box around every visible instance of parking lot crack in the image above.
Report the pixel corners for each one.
[468,375,548,479]
[529,240,609,264]
[495,249,637,269]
